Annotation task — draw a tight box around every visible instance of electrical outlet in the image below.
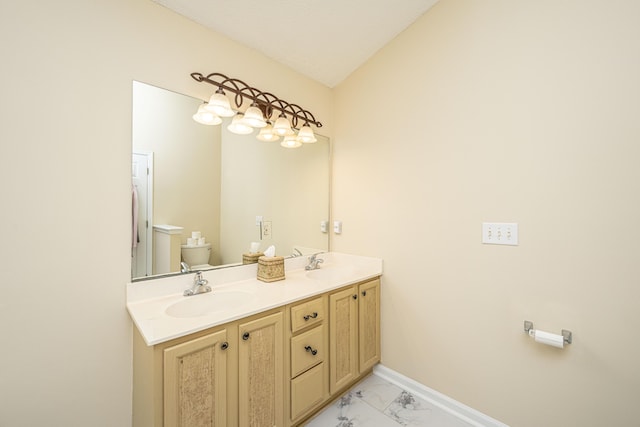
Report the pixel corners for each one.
[482,222,518,245]
[262,221,272,239]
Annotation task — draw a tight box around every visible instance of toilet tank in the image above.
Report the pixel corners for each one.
[181,243,212,266]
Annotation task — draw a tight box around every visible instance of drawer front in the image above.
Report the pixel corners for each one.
[290,296,325,333]
[291,363,326,421]
[291,324,325,377]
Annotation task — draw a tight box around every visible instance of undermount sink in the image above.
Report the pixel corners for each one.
[165,289,256,318]
[305,265,358,281]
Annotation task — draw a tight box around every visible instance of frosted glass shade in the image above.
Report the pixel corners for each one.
[242,105,267,128]
[205,92,235,117]
[227,113,254,135]
[193,104,222,125]
[273,115,294,136]
[281,135,302,148]
[296,124,317,143]
[256,123,280,142]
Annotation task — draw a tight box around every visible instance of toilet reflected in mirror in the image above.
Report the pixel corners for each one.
[181,243,213,271]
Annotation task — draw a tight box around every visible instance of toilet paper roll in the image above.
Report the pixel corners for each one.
[529,329,564,348]
[187,238,196,246]
[192,231,202,239]
[198,237,205,245]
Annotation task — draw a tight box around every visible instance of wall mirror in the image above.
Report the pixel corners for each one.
[131,81,330,280]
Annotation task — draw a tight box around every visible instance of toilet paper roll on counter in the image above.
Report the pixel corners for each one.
[528,329,565,348]
[192,231,201,239]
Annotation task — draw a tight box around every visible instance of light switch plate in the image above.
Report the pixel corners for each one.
[262,221,272,239]
[482,222,518,245]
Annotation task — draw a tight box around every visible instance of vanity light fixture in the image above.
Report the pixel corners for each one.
[191,72,322,147]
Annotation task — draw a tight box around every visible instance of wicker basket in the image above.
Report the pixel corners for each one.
[242,252,264,265]
[257,256,285,282]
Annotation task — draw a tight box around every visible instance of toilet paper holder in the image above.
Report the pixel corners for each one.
[524,320,572,345]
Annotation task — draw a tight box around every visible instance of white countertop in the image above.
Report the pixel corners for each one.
[127,252,383,346]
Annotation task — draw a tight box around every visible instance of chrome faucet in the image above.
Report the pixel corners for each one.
[305,253,324,270]
[184,271,211,296]
[180,262,191,273]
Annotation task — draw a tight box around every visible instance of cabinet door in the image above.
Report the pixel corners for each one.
[359,279,381,372]
[164,330,229,427]
[329,286,358,394]
[238,311,284,427]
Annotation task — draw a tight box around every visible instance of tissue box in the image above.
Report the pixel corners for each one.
[242,252,264,265]
[257,256,285,282]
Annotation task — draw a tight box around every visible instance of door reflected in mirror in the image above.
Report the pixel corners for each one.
[132,81,329,280]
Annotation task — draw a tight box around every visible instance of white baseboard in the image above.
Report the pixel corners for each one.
[372,364,510,427]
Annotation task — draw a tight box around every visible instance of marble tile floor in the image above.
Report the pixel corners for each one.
[304,374,473,427]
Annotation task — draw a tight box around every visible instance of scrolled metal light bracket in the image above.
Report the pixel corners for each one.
[191,72,322,129]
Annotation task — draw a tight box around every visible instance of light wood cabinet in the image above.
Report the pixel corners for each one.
[329,278,381,395]
[133,278,380,427]
[328,286,359,394]
[285,296,329,425]
[358,279,381,373]
[163,330,229,427]
[133,321,237,427]
[238,311,284,427]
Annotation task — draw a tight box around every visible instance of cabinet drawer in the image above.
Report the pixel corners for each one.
[291,324,325,377]
[290,362,326,421]
[290,296,325,333]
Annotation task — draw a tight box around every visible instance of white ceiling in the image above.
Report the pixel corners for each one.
[153,0,439,88]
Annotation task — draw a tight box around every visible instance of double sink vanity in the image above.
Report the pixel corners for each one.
[127,252,383,426]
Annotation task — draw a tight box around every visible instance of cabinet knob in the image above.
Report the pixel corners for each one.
[352,294,358,300]
[303,312,318,321]
[221,342,229,350]
[362,290,367,297]
[242,332,250,341]
[304,345,318,356]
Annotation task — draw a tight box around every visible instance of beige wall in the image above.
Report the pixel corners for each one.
[0,1,331,425]
[332,1,640,426]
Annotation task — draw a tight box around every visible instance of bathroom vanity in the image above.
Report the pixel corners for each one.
[128,253,382,427]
